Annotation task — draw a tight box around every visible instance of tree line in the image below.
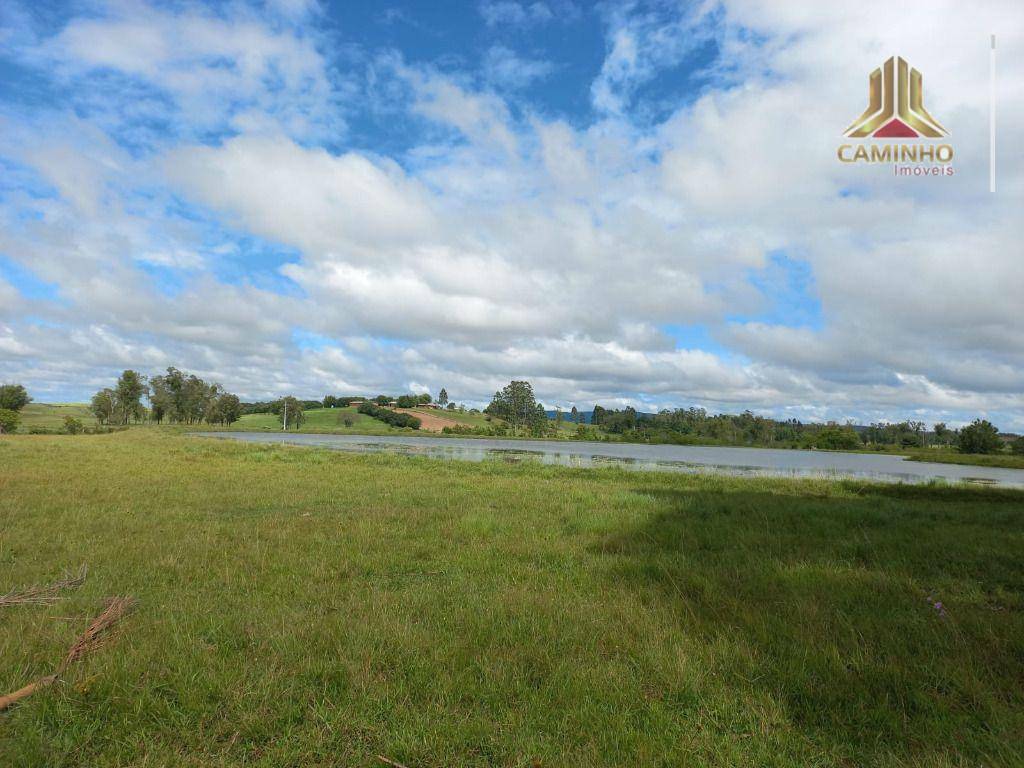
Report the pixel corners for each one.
[587,405,1018,455]
[90,368,241,426]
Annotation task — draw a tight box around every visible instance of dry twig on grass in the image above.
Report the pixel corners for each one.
[0,565,87,608]
[0,595,135,712]
[376,756,412,768]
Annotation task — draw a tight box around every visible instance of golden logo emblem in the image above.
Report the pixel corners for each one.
[844,56,947,139]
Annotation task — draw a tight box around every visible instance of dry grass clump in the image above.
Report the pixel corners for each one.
[0,596,135,712]
[0,565,87,608]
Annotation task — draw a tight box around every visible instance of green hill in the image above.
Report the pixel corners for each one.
[15,403,95,432]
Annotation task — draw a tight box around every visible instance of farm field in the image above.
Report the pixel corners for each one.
[1,430,1023,766]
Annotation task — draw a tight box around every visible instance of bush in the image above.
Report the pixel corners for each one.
[63,416,85,435]
[0,408,20,434]
[357,401,421,429]
[1011,437,1024,456]
[957,419,1002,454]
[811,424,862,451]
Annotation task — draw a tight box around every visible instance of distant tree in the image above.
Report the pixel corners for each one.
[570,405,579,423]
[63,416,84,434]
[485,380,545,433]
[90,388,117,425]
[1011,437,1024,456]
[933,422,950,446]
[812,423,861,450]
[417,393,432,405]
[446,402,456,410]
[0,384,31,412]
[438,388,449,407]
[396,394,418,408]
[957,419,1002,454]
[217,394,242,425]
[591,405,606,426]
[278,396,305,430]
[323,395,338,408]
[375,395,391,406]
[115,370,148,425]
[0,408,20,434]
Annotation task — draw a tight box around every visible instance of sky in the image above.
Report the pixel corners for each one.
[0,0,1022,430]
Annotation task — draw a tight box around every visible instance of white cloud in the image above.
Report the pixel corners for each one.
[2,0,1023,432]
[482,45,554,89]
[479,1,554,27]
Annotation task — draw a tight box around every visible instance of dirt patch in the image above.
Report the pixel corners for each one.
[392,408,462,433]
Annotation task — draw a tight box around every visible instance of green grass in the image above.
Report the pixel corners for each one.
[227,406,410,435]
[1,431,1023,766]
[422,408,493,428]
[900,448,1024,470]
[16,403,96,431]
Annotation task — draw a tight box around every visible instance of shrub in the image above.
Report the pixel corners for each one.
[63,416,85,435]
[812,424,861,451]
[1011,437,1024,456]
[957,419,1002,454]
[357,401,420,429]
[0,408,20,434]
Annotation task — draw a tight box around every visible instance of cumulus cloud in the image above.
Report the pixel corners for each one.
[1,0,1022,432]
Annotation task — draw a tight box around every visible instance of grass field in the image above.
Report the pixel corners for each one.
[901,448,1024,470]
[15,403,96,431]
[2,430,1023,766]
[228,406,409,435]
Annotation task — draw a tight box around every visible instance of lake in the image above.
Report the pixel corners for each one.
[193,432,1024,487]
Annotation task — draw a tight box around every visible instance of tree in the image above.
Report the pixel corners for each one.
[438,388,449,407]
[0,408,20,434]
[0,384,31,411]
[375,395,391,406]
[115,370,148,424]
[90,388,116,425]
[278,396,305,430]
[812,423,861,450]
[217,394,241,426]
[396,394,418,408]
[570,405,579,423]
[323,395,338,408]
[933,422,950,446]
[957,419,1002,454]
[417,393,432,405]
[1011,437,1024,456]
[485,380,545,433]
[63,416,84,434]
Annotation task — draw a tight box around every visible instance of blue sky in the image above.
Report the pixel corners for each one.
[0,0,1022,429]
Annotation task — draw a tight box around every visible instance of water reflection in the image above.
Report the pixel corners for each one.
[194,432,1024,488]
